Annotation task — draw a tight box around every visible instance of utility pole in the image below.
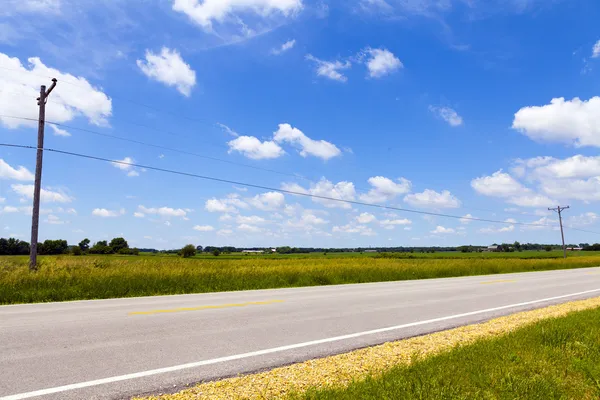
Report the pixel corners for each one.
[29,78,57,271]
[548,205,570,259]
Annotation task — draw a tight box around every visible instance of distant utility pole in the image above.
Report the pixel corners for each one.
[548,205,570,259]
[29,78,57,271]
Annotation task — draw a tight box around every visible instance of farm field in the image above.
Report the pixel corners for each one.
[296,304,600,400]
[1,251,599,304]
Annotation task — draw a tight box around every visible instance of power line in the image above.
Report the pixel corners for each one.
[4,142,589,230]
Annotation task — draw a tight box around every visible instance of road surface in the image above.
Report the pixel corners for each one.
[2,267,600,400]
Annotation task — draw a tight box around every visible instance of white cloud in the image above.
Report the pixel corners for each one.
[0,52,112,129]
[45,214,64,225]
[471,170,524,197]
[363,48,402,78]
[2,206,19,213]
[539,177,600,202]
[193,225,215,232]
[507,194,556,208]
[236,215,268,224]
[237,223,262,233]
[283,178,356,209]
[305,54,351,82]
[133,212,145,218]
[227,136,285,160]
[111,157,142,177]
[529,155,600,179]
[356,212,376,224]
[404,189,461,208]
[593,40,600,58]
[333,223,376,236]
[431,226,455,234]
[271,39,296,55]
[205,194,249,213]
[11,184,72,203]
[479,224,515,234]
[164,221,171,227]
[284,210,329,230]
[137,47,196,97]
[138,205,187,218]
[359,176,412,203]
[512,97,600,147]
[172,0,303,32]
[248,192,285,211]
[273,123,341,160]
[568,212,598,227]
[380,218,412,229]
[460,214,474,224]
[0,159,34,181]
[92,208,125,218]
[429,106,463,127]
[0,197,4,203]
[4,0,62,13]
[50,124,71,137]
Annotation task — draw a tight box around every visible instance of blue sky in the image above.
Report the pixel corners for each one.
[1,0,600,249]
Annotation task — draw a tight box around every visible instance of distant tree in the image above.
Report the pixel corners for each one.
[38,240,69,255]
[109,237,129,253]
[513,241,522,252]
[89,240,112,254]
[196,245,203,253]
[131,248,140,256]
[0,238,30,255]
[71,246,83,256]
[212,249,221,256]
[545,245,553,252]
[180,244,196,258]
[79,238,90,252]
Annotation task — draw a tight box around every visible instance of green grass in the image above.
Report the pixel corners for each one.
[297,306,600,400]
[1,252,599,304]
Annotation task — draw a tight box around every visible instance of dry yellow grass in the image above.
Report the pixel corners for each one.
[136,296,600,400]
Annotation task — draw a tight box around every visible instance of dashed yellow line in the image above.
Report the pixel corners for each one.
[480,279,517,285]
[129,300,285,316]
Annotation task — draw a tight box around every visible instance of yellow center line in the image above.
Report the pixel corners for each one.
[480,279,518,285]
[129,300,285,316]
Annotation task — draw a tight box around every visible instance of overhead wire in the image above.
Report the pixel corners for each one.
[5,142,596,232]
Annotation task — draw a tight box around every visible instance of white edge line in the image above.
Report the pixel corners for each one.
[2,288,600,400]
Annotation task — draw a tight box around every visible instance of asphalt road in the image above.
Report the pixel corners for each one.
[2,267,600,400]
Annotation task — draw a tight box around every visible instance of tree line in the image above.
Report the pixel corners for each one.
[0,237,139,256]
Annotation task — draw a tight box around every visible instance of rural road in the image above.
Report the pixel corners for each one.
[2,267,600,400]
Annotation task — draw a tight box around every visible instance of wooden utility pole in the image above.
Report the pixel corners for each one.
[29,78,57,271]
[548,205,570,259]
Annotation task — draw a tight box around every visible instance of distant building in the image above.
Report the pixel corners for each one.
[364,250,378,253]
[566,247,583,251]
[484,245,501,252]
[241,250,263,254]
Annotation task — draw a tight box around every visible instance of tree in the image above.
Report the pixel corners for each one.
[180,244,196,258]
[212,249,221,256]
[109,237,129,253]
[38,240,69,255]
[545,245,553,252]
[513,241,522,252]
[79,238,90,252]
[89,240,112,254]
[196,245,203,253]
[71,246,83,256]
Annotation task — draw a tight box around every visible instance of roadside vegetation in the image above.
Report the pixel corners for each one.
[297,304,600,400]
[1,252,599,304]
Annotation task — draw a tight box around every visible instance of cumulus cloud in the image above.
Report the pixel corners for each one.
[236,215,268,224]
[305,54,351,82]
[359,176,412,203]
[471,170,524,197]
[363,48,402,78]
[0,52,112,129]
[50,125,71,137]
[133,212,145,218]
[380,218,411,230]
[137,47,196,97]
[282,178,356,209]
[333,223,376,236]
[431,226,455,234]
[0,159,34,181]
[227,136,285,159]
[11,184,72,203]
[460,214,474,224]
[237,223,262,233]
[429,106,463,127]
[193,225,215,232]
[205,194,248,213]
[248,192,285,211]
[528,155,600,179]
[111,157,142,177]
[479,224,515,234]
[271,39,296,55]
[138,205,187,218]
[512,97,600,147]
[356,212,376,224]
[172,0,303,32]
[92,208,125,217]
[593,40,600,58]
[404,189,461,208]
[273,123,341,160]
[568,212,598,227]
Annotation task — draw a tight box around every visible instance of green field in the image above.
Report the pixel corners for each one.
[1,251,599,304]
[297,305,600,400]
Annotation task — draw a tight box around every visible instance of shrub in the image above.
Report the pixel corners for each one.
[180,244,196,258]
[71,246,83,256]
[212,249,221,257]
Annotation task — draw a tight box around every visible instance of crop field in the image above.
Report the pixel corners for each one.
[2,251,599,304]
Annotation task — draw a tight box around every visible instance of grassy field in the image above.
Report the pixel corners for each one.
[297,305,600,400]
[1,251,599,304]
